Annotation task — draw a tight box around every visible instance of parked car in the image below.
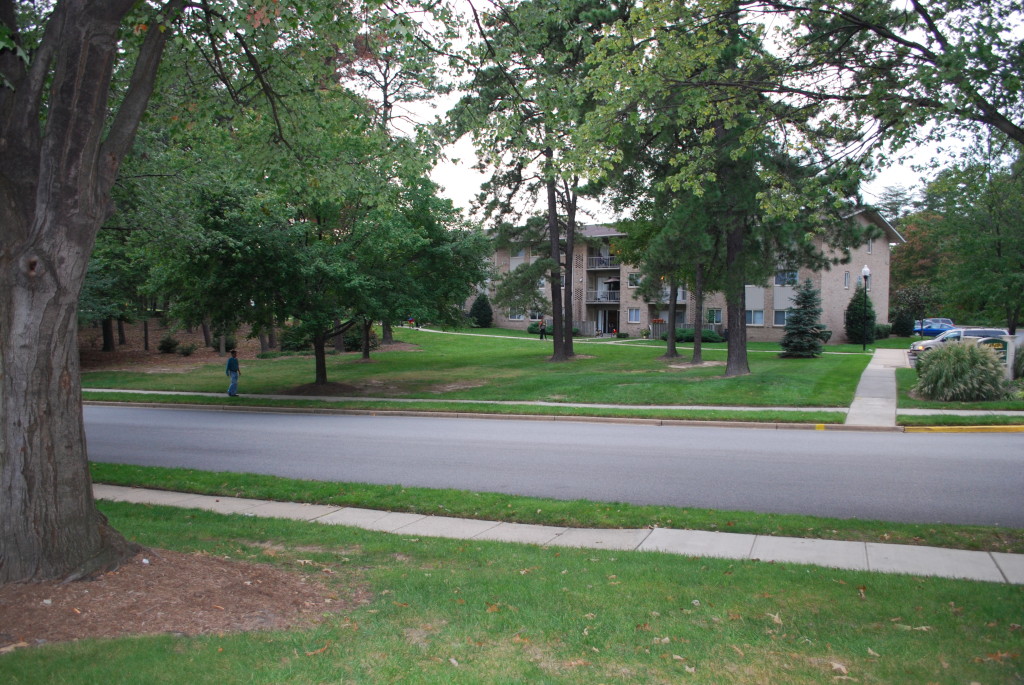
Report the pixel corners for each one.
[913,318,955,336]
[908,327,1009,362]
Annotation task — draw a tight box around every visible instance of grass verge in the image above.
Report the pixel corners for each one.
[3,501,1021,684]
[82,392,846,424]
[90,463,1023,554]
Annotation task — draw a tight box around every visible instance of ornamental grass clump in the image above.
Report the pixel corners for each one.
[914,343,1009,402]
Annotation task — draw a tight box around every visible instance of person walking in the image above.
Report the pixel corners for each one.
[538,319,547,340]
[226,349,240,397]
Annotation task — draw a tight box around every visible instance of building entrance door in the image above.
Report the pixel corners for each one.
[601,310,620,334]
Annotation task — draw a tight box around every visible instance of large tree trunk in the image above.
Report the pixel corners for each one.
[690,264,705,365]
[724,221,750,377]
[561,187,577,358]
[361,319,372,360]
[544,169,567,362]
[101,317,116,352]
[312,330,329,384]
[661,277,680,359]
[0,0,178,584]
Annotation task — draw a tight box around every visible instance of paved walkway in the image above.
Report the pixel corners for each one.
[95,484,1024,584]
[845,348,906,427]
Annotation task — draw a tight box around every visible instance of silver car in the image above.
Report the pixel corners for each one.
[908,327,1009,362]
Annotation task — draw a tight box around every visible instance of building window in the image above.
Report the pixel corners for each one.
[627,272,641,288]
[844,271,850,289]
[511,247,525,258]
[627,308,641,324]
[508,311,524,321]
[867,239,874,254]
[774,310,789,326]
[706,308,723,324]
[529,311,544,321]
[774,270,798,286]
[746,310,764,325]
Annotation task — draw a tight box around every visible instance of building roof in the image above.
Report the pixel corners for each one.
[846,208,905,244]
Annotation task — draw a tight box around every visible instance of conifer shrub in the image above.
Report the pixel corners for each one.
[157,334,179,354]
[780,278,823,358]
[844,283,876,345]
[891,309,915,337]
[913,343,1009,402]
[468,294,494,328]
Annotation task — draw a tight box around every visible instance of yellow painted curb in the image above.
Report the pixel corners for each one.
[903,425,1024,433]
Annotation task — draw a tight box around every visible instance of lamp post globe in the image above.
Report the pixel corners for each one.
[861,265,871,353]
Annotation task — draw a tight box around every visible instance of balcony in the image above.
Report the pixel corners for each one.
[587,256,620,269]
[587,290,621,303]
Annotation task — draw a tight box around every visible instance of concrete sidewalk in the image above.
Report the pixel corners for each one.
[95,484,1024,585]
[845,348,907,427]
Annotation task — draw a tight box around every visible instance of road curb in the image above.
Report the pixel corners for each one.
[903,425,1024,433]
[83,401,907,432]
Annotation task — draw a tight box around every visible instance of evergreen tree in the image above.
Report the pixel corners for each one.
[844,283,877,345]
[779,279,823,358]
[469,294,494,328]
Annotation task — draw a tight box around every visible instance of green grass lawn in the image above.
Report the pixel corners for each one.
[3,501,1020,684]
[82,328,867,408]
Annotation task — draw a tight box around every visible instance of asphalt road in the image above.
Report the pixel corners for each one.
[84,405,1024,527]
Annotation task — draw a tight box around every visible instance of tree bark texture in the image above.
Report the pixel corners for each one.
[545,171,567,362]
[0,0,177,583]
[724,221,750,377]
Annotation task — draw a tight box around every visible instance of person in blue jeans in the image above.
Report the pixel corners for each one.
[226,349,240,396]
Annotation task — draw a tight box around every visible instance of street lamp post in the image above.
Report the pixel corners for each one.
[861,265,871,353]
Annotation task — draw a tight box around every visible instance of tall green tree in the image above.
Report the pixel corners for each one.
[640,0,1024,161]
[0,0,381,584]
[584,0,868,376]
[452,0,627,361]
[922,144,1024,333]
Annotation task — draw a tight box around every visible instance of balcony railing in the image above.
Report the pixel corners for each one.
[587,290,621,303]
[588,256,620,269]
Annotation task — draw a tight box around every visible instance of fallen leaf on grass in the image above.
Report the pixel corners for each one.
[867,648,880,657]
[731,645,745,657]
[767,612,783,626]
[831,661,848,675]
[0,642,29,654]
[974,651,1019,663]
[305,643,331,656]
[486,603,501,613]
[449,658,458,667]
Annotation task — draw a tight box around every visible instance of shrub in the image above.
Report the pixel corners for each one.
[874,323,892,339]
[844,283,876,345]
[342,327,380,352]
[177,343,197,357]
[157,335,179,354]
[1015,343,1024,380]
[468,294,494,328]
[616,332,629,339]
[209,335,236,351]
[891,309,915,337]
[780,278,823,358]
[660,328,725,343]
[914,343,1009,402]
[279,326,312,352]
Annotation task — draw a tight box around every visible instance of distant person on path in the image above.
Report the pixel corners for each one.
[226,349,240,397]
[538,320,547,340]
